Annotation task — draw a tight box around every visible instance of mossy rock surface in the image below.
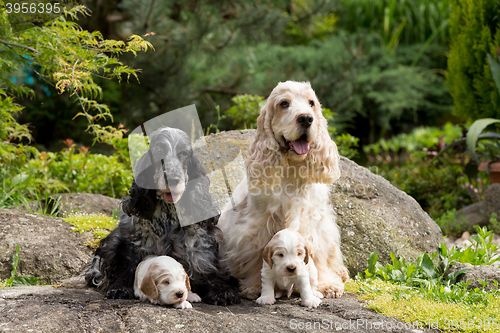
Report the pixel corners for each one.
[194,130,442,277]
[0,209,92,283]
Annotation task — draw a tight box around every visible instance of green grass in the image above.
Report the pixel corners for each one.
[350,226,500,332]
[62,212,119,248]
[346,279,500,333]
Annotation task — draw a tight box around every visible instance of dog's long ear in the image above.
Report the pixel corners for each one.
[303,243,311,265]
[262,241,274,268]
[140,264,159,300]
[307,113,341,184]
[184,272,191,292]
[122,179,157,220]
[247,100,284,187]
[188,153,207,181]
[178,152,220,225]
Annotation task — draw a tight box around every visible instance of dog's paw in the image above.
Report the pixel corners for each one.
[187,291,202,303]
[338,267,349,282]
[105,287,134,299]
[313,290,324,299]
[320,283,344,298]
[301,296,321,308]
[240,286,261,300]
[174,301,192,309]
[203,286,241,306]
[256,296,276,305]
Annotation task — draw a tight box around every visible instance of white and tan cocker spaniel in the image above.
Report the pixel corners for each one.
[134,256,202,309]
[256,228,323,308]
[219,81,349,300]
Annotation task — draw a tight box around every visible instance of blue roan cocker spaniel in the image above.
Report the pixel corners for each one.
[85,127,240,305]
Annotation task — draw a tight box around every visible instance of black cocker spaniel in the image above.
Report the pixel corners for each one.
[85,127,240,306]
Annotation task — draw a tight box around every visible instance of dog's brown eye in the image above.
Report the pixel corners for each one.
[278,253,284,257]
[309,100,314,107]
[298,251,303,256]
[280,101,289,108]
[162,280,170,285]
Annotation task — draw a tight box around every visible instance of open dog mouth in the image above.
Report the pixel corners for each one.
[282,134,310,155]
[162,191,181,203]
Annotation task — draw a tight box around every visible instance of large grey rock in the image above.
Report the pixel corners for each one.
[195,130,442,277]
[0,284,439,333]
[0,209,92,283]
[445,262,500,290]
[332,158,442,276]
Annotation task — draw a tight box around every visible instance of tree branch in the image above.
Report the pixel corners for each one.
[0,39,41,54]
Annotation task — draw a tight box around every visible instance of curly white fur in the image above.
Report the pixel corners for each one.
[256,229,323,308]
[219,81,349,300]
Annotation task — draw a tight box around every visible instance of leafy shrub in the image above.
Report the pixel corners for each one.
[365,123,489,222]
[447,0,500,120]
[1,138,132,206]
[26,140,132,198]
[358,226,500,305]
[225,95,265,129]
[489,213,500,234]
[0,3,150,207]
[364,122,463,159]
[435,209,472,236]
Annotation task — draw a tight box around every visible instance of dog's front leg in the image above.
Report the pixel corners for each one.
[255,266,276,305]
[296,275,321,308]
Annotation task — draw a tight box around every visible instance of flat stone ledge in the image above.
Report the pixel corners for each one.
[0,285,440,333]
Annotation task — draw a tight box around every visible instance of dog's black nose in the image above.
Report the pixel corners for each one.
[287,266,296,273]
[168,177,180,187]
[297,114,313,128]
[176,291,184,299]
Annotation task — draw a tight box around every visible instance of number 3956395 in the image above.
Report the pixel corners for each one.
[5,2,61,14]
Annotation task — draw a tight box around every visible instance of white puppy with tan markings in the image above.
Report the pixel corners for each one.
[256,229,323,308]
[134,256,201,309]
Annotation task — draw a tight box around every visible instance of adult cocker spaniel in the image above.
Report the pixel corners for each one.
[85,127,240,306]
[219,81,349,300]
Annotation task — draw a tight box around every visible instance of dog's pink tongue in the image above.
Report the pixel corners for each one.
[164,192,180,202]
[290,139,310,154]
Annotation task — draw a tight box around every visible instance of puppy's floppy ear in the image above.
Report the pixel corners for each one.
[303,243,311,265]
[184,272,191,292]
[262,241,274,268]
[140,263,159,300]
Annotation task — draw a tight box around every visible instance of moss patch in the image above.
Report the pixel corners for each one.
[346,279,500,333]
[62,213,118,249]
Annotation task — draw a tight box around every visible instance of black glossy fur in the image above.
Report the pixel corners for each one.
[84,127,240,305]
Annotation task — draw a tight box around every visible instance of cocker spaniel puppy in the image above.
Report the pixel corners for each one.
[256,228,323,308]
[134,256,201,309]
[85,127,240,306]
[219,81,349,300]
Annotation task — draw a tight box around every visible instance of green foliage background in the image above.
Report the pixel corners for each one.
[447,0,500,120]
